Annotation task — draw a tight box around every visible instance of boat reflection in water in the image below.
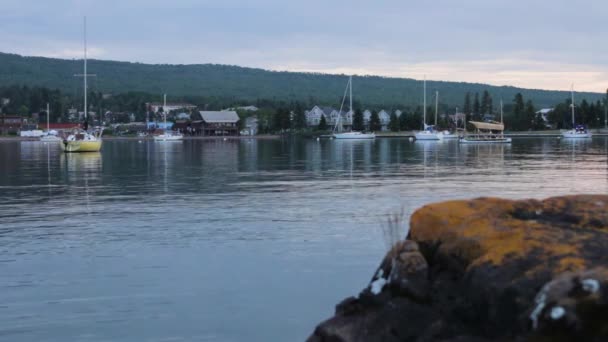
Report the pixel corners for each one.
[60,151,102,174]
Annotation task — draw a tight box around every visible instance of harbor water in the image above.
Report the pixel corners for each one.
[1,137,607,341]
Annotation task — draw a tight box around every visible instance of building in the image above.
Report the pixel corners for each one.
[536,108,554,128]
[0,115,24,134]
[241,116,259,135]
[378,110,391,130]
[199,111,240,136]
[305,106,352,129]
[147,102,196,114]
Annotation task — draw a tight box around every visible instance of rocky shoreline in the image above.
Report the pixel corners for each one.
[309,195,608,341]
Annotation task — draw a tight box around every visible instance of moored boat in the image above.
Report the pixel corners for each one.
[62,17,103,153]
[562,85,592,139]
[460,100,511,144]
[332,76,375,140]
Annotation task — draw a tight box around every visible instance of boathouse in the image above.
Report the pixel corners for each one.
[199,111,240,136]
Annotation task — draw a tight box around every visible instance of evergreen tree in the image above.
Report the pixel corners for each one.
[512,93,525,130]
[293,103,306,129]
[399,110,408,130]
[481,90,492,114]
[524,100,538,130]
[318,114,328,131]
[463,92,471,115]
[352,108,364,131]
[389,111,399,131]
[273,107,291,132]
[369,110,381,131]
[473,93,480,120]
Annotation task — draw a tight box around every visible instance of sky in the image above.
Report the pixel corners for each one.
[2,0,608,92]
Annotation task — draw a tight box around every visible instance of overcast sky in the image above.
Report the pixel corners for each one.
[2,0,607,92]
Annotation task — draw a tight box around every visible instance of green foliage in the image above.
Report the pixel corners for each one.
[0,52,604,109]
[369,110,381,131]
[352,108,364,131]
[389,111,399,131]
[473,93,480,120]
[481,90,492,114]
[318,114,327,131]
[463,92,471,115]
[293,103,306,130]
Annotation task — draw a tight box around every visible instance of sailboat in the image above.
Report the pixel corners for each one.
[40,103,61,142]
[434,91,458,139]
[460,100,511,144]
[415,77,442,140]
[333,76,375,139]
[61,17,103,153]
[562,85,591,138]
[153,94,184,141]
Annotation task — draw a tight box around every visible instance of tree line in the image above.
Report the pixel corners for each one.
[1,84,607,133]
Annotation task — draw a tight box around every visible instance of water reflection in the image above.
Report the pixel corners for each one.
[0,137,607,342]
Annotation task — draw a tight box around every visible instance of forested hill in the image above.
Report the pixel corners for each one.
[0,52,603,108]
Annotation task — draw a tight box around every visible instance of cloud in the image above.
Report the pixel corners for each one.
[2,0,608,92]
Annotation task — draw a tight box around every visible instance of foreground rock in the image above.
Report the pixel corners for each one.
[308,195,608,341]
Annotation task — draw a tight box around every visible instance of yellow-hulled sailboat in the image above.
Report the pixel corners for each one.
[61,17,103,153]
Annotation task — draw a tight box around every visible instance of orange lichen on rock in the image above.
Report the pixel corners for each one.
[309,195,608,342]
[410,195,608,275]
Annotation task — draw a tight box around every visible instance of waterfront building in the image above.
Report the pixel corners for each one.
[147,102,196,114]
[199,111,240,136]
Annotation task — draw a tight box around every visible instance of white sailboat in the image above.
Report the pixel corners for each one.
[460,100,511,144]
[562,85,591,139]
[333,76,375,139]
[61,17,103,153]
[435,91,458,139]
[415,77,442,141]
[40,103,61,142]
[154,94,183,141]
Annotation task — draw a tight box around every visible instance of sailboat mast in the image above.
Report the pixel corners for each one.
[349,76,352,118]
[500,100,503,123]
[435,91,438,126]
[163,93,167,130]
[423,76,426,128]
[83,16,87,125]
[47,103,50,132]
[571,84,575,127]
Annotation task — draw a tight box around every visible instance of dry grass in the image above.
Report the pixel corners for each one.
[380,207,410,251]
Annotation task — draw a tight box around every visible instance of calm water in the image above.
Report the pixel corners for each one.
[1,137,607,341]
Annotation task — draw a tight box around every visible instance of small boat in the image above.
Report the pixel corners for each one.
[415,78,442,141]
[439,130,458,139]
[415,124,443,140]
[62,17,103,153]
[562,85,592,139]
[39,103,62,142]
[61,131,103,152]
[460,100,511,144]
[154,133,183,141]
[153,94,183,142]
[332,76,375,140]
[334,131,375,139]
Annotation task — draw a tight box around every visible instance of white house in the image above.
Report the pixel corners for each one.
[394,109,403,118]
[305,106,353,128]
[378,110,391,130]
[363,109,372,126]
[148,102,196,114]
[536,108,553,128]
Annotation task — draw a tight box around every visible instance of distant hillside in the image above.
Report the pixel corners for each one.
[0,52,603,108]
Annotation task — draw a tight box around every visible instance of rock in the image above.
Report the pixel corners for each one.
[308,195,608,342]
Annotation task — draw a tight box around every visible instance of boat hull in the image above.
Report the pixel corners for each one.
[60,140,103,152]
[333,132,375,139]
[561,131,592,138]
[40,135,62,142]
[153,134,183,141]
[459,137,512,144]
[415,131,442,140]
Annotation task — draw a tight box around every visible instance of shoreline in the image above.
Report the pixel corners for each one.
[0,135,282,142]
[3,130,608,142]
